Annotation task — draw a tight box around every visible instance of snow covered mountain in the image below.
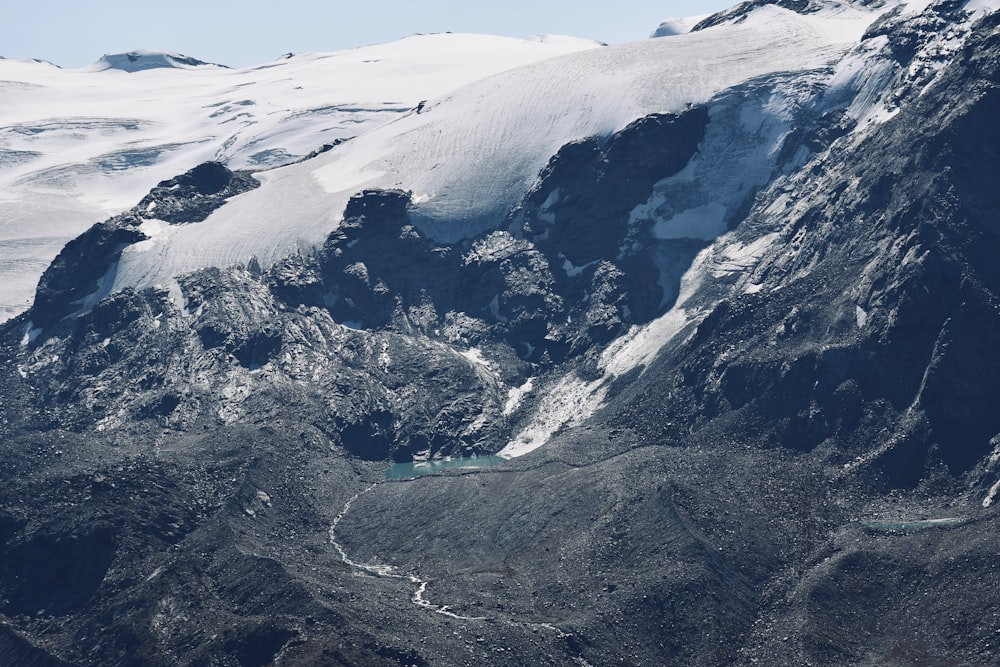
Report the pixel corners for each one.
[3,1,1000,665]
[0,34,598,322]
[650,15,707,36]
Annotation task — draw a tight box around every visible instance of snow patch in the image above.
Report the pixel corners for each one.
[562,256,599,277]
[498,374,607,458]
[137,218,164,237]
[378,339,392,372]
[500,234,729,458]
[713,233,782,278]
[989,440,1000,466]
[601,308,691,378]
[503,379,534,416]
[166,279,187,315]
[984,479,1000,508]
[460,347,491,370]
[966,0,1000,13]
[20,321,41,347]
[827,37,899,127]
[855,305,869,328]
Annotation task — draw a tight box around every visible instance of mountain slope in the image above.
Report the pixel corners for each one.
[2,1,1000,665]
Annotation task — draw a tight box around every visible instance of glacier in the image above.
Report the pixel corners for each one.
[109,3,878,294]
[0,33,599,322]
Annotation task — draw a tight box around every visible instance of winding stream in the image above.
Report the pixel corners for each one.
[328,476,569,637]
[328,482,487,621]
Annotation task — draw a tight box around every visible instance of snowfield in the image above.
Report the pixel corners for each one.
[0,34,600,321]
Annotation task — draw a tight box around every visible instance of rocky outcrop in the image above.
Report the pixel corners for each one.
[135,162,259,224]
[693,0,891,31]
[91,51,226,73]
[30,218,147,332]
[267,108,713,367]
[29,162,259,335]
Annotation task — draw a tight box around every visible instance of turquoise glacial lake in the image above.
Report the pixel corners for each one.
[385,455,508,480]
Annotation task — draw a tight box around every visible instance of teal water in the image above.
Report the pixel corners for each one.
[385,455,508,480]
[861,518,963,531]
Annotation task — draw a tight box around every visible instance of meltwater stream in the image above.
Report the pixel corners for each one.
[328,459,570,637]
[328,482,488,620]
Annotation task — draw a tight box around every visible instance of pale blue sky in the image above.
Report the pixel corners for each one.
[2,1,734,68]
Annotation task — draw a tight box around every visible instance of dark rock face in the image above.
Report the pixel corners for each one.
[135,161,259,224]
[3,6,1000,667]
[610,9,1000,489]
[0,625,74,667]
[514,110,710,327]
[30,219,147,332]
[518,111,708,265]
[271,109,711,368]
[1,525,116,617]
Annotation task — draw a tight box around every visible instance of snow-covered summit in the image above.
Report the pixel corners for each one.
[87,49,225,72]
[650,16,707,37]
[0,56,60,67]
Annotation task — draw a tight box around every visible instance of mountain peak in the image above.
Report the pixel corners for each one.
[87,49,228,72]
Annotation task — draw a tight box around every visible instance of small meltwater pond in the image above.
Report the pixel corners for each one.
[861,518,964,531]
[385,455,509,480]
